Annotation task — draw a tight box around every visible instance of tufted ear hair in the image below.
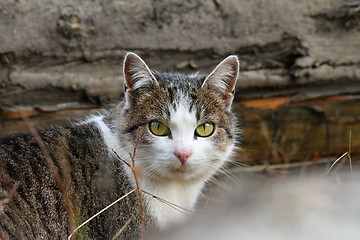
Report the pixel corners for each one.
[123,52,159,106]
[202,55,239,110]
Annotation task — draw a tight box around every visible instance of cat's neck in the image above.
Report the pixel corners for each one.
[141,178,206,229]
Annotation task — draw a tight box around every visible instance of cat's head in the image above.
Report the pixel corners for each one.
[115,53,239,183]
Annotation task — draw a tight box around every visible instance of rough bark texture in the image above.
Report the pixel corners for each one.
[1,0,359,163]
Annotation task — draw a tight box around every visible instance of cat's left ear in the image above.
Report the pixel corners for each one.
[123,52,159,107]
[202,55,239,109]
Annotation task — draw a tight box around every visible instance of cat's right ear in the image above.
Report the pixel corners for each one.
[123,52,158,106]
[202,55,239,110]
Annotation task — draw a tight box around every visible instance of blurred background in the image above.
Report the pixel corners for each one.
[0,0,359,171]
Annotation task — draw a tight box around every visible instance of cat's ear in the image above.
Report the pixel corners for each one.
[202,55,239,109]
[123,52,158,106]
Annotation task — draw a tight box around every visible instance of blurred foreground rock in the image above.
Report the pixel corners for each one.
[156,174,360,240]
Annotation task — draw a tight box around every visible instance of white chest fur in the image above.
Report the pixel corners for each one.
[141,179,205,229]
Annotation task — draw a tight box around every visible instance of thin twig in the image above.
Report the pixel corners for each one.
[4,181,20,203]
[132,126,142,162]
[7,102,77,239]
[112,150,193,234]
[113,126,146,240]
[229,159,329,173]
[260,122,282,166]
[348,130,354,181]
[111,217,133,240]
[112,150,131,169]
[67,189,136,240]
[140,189,192,215]
[325,152,348,176]
[113,150,191,216]
[131,127,146,239]
[0,181,20,213]
[331,173,342,186]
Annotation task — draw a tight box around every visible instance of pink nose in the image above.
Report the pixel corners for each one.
[174,150,192,164]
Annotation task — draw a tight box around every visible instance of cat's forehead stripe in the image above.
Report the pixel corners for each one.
[169,99,197,129]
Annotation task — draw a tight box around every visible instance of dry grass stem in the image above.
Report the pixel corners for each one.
[131,127,146,239]
[140,189,192,216]
[111,217,133,240]
[260,122,286,166]
[348,130,354,180]
[229,159,329,173]
[0,181,20,214]
[329,173,342,185]
[113,126,146,240]
[326,130,354,178]
[67,189,136,240]
[9,103,77,239]
[325,152,350,176]
[112,127,193,237]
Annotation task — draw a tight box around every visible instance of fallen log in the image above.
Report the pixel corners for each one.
[1,91,359,165]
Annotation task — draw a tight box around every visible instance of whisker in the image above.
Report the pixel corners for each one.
[217,166,239,183]
[202,162,238,183]
[141,167,161,181]
[208,177,234,192]
[228,160,249,168]
[140,189,192,216]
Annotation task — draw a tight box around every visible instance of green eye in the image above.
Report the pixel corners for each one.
[149,121,171,136]
[195,123,215,137]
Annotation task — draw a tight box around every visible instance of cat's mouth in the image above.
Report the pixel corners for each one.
[170,165,194,175]
[174,167,188,173]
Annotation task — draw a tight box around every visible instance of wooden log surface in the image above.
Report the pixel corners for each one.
[1,91,359,165]
[235,94,360,164]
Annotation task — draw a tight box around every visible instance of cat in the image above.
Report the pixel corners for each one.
[0,52,239,239]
